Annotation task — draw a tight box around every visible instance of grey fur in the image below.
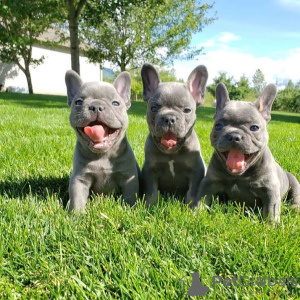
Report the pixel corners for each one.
[141,63,208,205]
[65,70,139,212]
[196,83,300,222]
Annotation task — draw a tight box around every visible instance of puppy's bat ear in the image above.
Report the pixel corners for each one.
[113,71,132,109]
[254,84,277,121]
[65,70,83,106]
[215,83,230,115]
[141,63,160,102]
[187,65,208,106]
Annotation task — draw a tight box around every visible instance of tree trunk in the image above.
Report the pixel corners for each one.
[16,47,34,94]
[65,0,84,75]
[25,66,33,94]
[120,62,126,72]
[18,61,33,93]
[120,50,126,71]
[68,16,80,74]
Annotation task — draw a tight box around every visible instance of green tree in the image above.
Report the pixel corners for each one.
[252,69,266,96]
[0,0,59,93]
[129,68,143,101]
[63,0,87,74]
[159,68,180,82]
[234,74,252,100]
[129,66,180,101]
[274,80,300,113]
[207,71,236,99]
[295,81,300,112]
[82,0,215,71]
[207,72,253,100]
[60,0,163,74]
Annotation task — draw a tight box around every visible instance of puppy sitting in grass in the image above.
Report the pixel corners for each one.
[196,83,300,222]
[140,63,208,205]
[65,70,139,212]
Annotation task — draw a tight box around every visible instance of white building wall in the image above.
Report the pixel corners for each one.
[1,44,101,95]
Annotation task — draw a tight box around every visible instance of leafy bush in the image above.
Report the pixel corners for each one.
[129,66,182,101]
[273,80,300,113]
[207,71,253,101]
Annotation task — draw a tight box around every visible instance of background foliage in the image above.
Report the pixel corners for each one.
[0,0,60,93]
[0,0,216,91]
[83,0,215,71]
[273,80,300,113]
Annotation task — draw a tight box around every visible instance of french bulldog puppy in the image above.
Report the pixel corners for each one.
[65,70,139,212]
[141,63,208,205]
[197,83,300,222]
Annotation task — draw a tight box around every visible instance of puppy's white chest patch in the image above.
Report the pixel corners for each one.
[232,183,239,193]
[168,160,175,177]
[229,183,242,198]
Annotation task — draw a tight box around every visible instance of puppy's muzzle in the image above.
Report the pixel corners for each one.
[226,132,242,142]
[89,104,105,112]
[161,114,176,126]
[225,132,243,147]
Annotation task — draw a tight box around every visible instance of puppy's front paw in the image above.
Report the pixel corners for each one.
[188,199,207,211]
[290,203,300,212]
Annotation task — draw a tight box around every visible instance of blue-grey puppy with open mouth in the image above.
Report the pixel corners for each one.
[197,83,300,222]
[141,63,208,205]
[65,70,139,212]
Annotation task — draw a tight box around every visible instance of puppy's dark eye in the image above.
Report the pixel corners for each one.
[215,123,223,131]
[151,106,158,113]
[75,99,83,106]
[250,125,259,132]
[184,108,191,113]
[112,101,120,107]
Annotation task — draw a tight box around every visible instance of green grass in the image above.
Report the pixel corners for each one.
[0,92,300,299]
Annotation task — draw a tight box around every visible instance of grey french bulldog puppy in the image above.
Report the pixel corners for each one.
[141,63,208,205]
[65,70,139,212]
[196,83,300,222]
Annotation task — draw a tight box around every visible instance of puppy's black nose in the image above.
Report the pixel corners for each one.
[227,133,242,142]
[163,115,176,125]
[89,105,105,112]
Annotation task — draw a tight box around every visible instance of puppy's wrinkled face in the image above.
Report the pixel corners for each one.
[141,63,208,154]
[66,70,131,153]
[211,101,268,175]
[211,83,277,175]
[147,83,197,153]
[70,82,128,153]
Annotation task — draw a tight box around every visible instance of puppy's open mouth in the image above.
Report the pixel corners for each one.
[157,131,183,152]
[77,121,120,151]
[218,148,259,175]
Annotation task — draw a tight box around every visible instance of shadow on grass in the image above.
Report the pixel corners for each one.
[0,92,67,109]
[0,175,70,208]
[271,112,300,124]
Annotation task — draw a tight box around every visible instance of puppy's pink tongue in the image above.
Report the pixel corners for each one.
[226,148,245,173]
[84,125,107,142]
[161,132,177,148]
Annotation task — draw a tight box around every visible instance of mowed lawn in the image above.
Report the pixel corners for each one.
[0,92,300,299]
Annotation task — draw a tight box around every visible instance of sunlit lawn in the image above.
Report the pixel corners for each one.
[0,92,300,299]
